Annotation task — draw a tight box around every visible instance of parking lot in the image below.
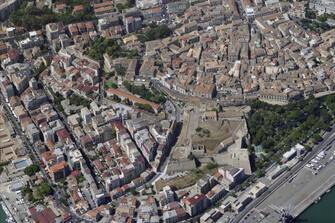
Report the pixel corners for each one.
[0,176,30,223]
[304,148,335,174]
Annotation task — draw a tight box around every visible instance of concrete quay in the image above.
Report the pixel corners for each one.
[236,128,335,223]
[253,141,335,222]
[292,174,335,217]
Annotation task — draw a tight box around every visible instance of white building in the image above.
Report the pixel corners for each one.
[249,182,267,199]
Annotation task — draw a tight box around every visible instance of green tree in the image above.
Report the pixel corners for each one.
[205,162,218,170]
[24,164,40,176]
[248,95,335,167]
[317,14,328,22]
[256,169,265,178]
[35,181,53,199]
[312,134,322,144]
[69,94,90,107]
[137,24,172,42]
[123,81,166,104]
[115,65,126,76]
[87,37,139,61]
[10,1,96,30]
[105,80,118,89]
[135,103,154,113]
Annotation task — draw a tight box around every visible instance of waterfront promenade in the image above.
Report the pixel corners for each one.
[293,174,335,217]
[247,140,335,222]
[236,128,335,223]
[297,186,335,222]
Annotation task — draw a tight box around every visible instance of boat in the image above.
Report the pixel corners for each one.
[314,197,321,204]
[8,217,15,223]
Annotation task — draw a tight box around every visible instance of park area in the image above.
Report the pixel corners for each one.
[248,95,335,169]
[155,163,218,191]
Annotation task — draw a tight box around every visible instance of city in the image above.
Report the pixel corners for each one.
[0,0,335,222]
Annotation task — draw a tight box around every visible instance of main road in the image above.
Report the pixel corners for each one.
[232,127,335,223]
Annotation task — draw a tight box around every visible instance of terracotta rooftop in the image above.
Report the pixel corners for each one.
[186,194,207,206]
[30,207,57,223]
[106,88,160,111]
[49,161,68,173]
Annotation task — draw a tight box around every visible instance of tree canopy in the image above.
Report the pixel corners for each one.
[22,181,53,202]
[34,181,53,200]
[69,94,90,107]
[123,81,166,104]
[86,37,138,61]
[10,0,95,30]
[135,103,154,113]
[24,164,40,176]
[137,24,172,42]
[248,95,335,168]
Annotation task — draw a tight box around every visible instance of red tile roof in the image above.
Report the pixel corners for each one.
[93,1,113,9]
[73,4,84,13]
[186,194,207,206]
[49,161,68,173]
[94,5,114,14]
[106,88,160,111]
[56,129,71,142]
[31,208,57,223]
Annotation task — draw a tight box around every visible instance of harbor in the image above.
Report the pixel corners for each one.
[297,187,335,222]
[291,174,335,217]
[239,132,335,223]
[0,204,7,223]
[0,199,15,223]
[256,146,335,220]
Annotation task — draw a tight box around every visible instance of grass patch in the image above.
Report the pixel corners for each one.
[155,163,218,191]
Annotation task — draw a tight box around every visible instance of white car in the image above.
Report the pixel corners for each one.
[317,154,325,159]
